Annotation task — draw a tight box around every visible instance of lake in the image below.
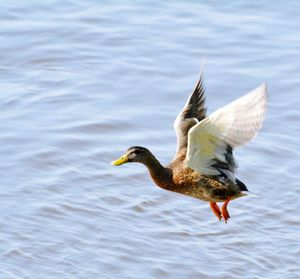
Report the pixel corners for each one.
[0,1,299,278]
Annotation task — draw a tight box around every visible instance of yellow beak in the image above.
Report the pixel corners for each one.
[111,154,129,166]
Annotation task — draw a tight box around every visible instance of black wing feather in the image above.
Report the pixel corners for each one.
[181,74,206,121]
[174,71,207,154]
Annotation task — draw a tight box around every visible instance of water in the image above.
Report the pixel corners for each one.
[0,1,299,278]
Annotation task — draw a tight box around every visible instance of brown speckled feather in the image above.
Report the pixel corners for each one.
[165,151,242,202]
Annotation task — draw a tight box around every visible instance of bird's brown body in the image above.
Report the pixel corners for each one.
[145,148,243,203]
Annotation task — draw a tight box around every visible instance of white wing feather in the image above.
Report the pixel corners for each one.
[186,84,267,179]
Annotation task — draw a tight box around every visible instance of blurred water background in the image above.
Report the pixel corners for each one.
[0,1,299,278]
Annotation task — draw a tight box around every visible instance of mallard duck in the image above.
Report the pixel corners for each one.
[111,71,267,223]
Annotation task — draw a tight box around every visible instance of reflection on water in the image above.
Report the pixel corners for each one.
[0,1,299,278]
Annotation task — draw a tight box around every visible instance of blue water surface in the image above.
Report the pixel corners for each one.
[0,1,299,278]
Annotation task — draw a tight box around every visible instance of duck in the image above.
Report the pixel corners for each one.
[111,70,267,223]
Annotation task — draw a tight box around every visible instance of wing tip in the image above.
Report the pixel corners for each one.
[192,60,207,94]
[250,82,268,114]
[257,82,268,98]
[258,82,268,112]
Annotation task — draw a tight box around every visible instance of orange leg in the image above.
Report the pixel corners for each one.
[221,197,232,223]
[210,202,222,221]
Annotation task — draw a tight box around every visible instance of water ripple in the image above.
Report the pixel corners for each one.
[0,1,299,279]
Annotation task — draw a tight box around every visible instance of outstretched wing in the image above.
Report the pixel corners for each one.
[174,72,207,153]
[186,84,267,181]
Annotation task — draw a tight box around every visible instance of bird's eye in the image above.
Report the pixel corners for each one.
[134,150,141,155]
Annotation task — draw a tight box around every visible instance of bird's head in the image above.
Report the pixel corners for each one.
[111,146,150,166]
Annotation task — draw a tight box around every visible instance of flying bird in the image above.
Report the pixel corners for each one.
[111,71,267,223]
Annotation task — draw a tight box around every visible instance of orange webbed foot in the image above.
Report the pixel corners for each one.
[221,197,232,223]
[210,202,222,221]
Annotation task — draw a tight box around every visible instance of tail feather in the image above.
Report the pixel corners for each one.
[235,178,248,192]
